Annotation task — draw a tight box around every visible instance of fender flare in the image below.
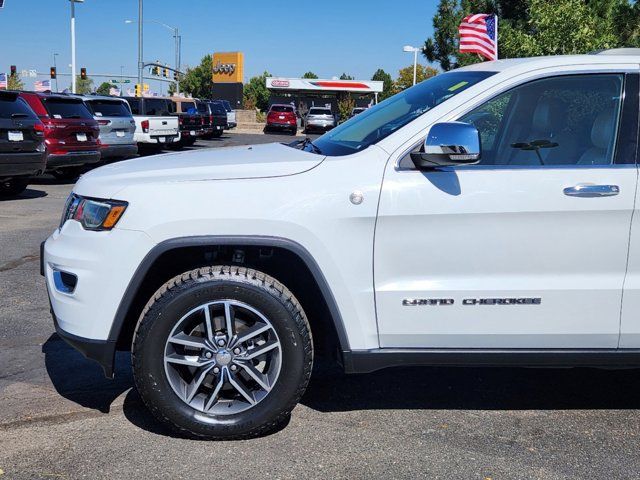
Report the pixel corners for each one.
[108,234,351,353]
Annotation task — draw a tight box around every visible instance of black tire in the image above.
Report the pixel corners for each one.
[211,130,223,138]
[0,177,29,197]
[289,129,297,136]
[132,265,313,440]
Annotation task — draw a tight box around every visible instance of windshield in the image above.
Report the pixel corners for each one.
[43,98,93,119]
[270,105,293,113]
[0,96,36,119]
[309,108,332,115]
[86,100,131,117]
[311,71,495,156]
[196,102,209,114]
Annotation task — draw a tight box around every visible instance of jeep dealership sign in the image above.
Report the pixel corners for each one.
[266,77,383,93]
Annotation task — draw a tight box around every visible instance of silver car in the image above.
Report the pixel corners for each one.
[79,95,137,160]
[304,107,336,133]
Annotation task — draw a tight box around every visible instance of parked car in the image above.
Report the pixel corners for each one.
[20,92,100,179]
[0,90,46,196]
[265,104,297,135]
[169,97,204,147]
[122,96,180,152]
[218,99,236,129]
[78,95,137,161]
[195,100,214,138]
[197,101,227,139]
[350,107,367,117]
[304,107,336,133]
[44,50,640,440]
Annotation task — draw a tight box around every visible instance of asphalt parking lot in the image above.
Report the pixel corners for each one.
[2,133,640,479]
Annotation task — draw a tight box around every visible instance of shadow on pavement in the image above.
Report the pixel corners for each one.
[42,334,133,413]
[0,188,48,200]
[43,335,640,438]
[302,360,640,412]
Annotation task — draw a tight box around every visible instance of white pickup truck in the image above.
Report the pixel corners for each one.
[43,49,640,439]
[122,97,180,150]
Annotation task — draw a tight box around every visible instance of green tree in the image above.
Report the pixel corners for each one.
[74,76,94,94]
[181,54,214,98]
[243,71,272,111]
[337,94,355,122]
[371,68,394,100]
[7,74,23,91]
[96,81,112,96]
[424,0,640,70]
[167,82,177,96]
[302,71,318,79]
[339,73,354,80]
[394,64,438,93]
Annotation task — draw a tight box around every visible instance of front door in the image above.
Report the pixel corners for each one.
[374,72,638,349]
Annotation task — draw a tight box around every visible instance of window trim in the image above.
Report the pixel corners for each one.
[395,71,639,171]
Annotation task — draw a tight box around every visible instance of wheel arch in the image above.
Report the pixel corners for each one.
[109,235,351,368]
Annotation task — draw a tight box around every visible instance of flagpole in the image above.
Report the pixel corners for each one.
[494,14,499,60]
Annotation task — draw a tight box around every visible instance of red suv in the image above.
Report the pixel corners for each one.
[19,92,100,179]
[265,104,298,135]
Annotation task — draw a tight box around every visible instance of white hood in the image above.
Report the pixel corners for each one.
[73,142,325,199]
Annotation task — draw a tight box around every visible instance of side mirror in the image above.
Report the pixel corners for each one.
[410,122,481,169]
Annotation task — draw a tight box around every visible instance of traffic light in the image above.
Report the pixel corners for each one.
[10,65,16,76]
[173,71,179,81]
[151,66,158,76]
[163,67,169,78]
[80,68,87,80]
[135,83,141,97]
[50,67,57,79]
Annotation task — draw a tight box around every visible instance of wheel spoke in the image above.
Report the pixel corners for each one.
[203,304,215,344]
[233,323,271,346]
[228,370,256,405]
[224,301,235,339]
[185,365,214,403]
[243,339,279,360]
[236,360,271,392]
[168,332,208,350]
[204,370,226,411]
[165,353,213,368]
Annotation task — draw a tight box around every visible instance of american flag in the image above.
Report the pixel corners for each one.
[459,14,498,61]
[0,73,7,89]
[34,79,51,92]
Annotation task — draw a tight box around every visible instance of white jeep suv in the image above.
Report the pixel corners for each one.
[43,49,640,439]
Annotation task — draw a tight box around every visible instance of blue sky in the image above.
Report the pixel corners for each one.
[0,0,438,93]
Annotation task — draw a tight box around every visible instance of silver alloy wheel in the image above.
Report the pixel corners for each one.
[163,300,282,415]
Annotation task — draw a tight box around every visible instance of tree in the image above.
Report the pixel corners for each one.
[424,0,640,71]
[74,76,93,94]
[302,71,318,79]
[180,54,213,98]
[168,82,177,96]
[394,64,438,93]
[337,94,355,122]
[96,82,112,96]
[7,74,23,91]
[339,73,354,80]
[371,69,394,100]
[243,71,272,111]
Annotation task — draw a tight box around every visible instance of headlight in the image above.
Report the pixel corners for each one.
[60,194,128,231]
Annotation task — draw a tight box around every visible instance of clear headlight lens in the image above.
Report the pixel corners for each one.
[60,194,128,231]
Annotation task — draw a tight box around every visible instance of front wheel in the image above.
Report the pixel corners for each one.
[132,266,313,439]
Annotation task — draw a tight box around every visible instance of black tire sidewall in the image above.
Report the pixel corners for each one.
[134,276,309,438]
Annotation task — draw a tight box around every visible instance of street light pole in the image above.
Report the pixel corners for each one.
[174,27,180,94]
[137,0,143,97]
[403,45,420,86]
[70,1,77,93]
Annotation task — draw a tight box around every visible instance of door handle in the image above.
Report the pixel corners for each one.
[563,184,620,198]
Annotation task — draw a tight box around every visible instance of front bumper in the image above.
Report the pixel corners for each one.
[42,222,156,377]
[46,151,101,169]
[100,144,138,160]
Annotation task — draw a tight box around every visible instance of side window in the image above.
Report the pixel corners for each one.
[459,74,623,166]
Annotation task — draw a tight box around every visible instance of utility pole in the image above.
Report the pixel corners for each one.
[53,53,59,92]
[174,27,180,94]
[70,1,77,93]
[137,0,143,98]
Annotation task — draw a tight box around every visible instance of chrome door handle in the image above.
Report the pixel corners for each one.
[563,184,620,197]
